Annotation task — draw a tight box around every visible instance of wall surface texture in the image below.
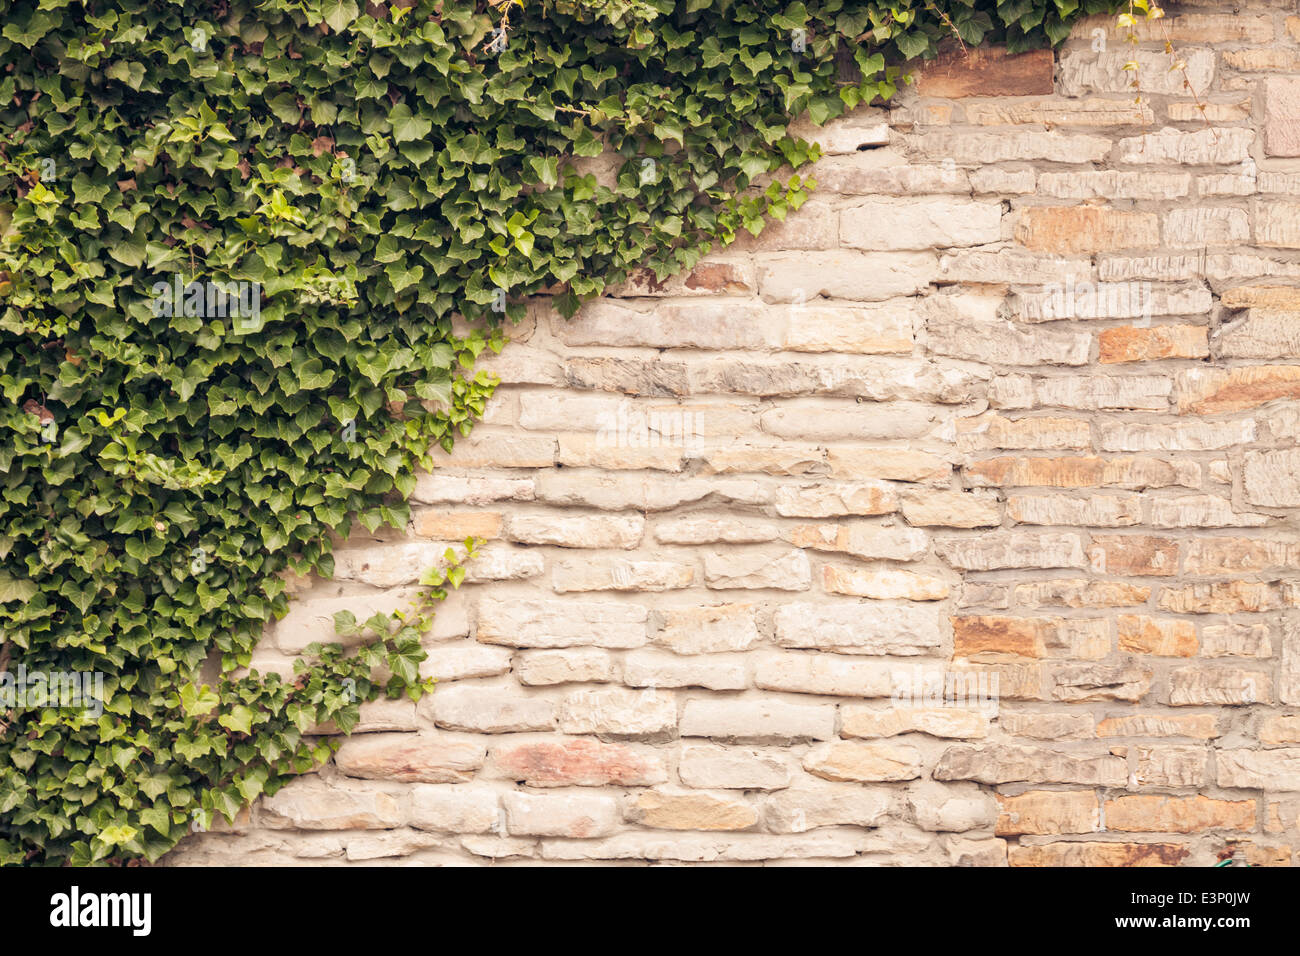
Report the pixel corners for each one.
[169,2,1300,866]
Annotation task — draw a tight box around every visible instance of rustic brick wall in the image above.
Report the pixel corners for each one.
[169,2,1300,866]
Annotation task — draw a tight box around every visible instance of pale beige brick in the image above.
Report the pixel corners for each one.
[515,649,618,686]
[680,699,836,742]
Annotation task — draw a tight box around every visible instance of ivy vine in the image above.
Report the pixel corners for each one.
[0,0,1120,865]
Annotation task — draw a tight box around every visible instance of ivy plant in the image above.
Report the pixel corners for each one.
[0,0,1118,865]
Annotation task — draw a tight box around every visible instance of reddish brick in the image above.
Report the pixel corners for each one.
[915,47,1055,98]
[1099,326,1208,364]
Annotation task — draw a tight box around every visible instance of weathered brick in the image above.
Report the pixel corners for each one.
[915,46,1054,97]
[1255,203,1300,248]
[957,415,1091,452]
[1168,667,1270,706]
[623,649,747,691]
[1149,495,1268,529]
[826,447,952,484]
[810,159,969,196]
[784,522,929,561]
[1244,448,1300,507]
[1034,375,1173,411]
[261,780,405,831]
[1164,207,1250,247]
[1087,535,1180,576]
[630,790,758,831]
[756,251,937,303]
[967,456,1196,489]
[934,745,1126,787]
[1158,581,1276,614]
[767,784,892,832]
[428,685,556,734]
[411,474,535,505]
[477,599,648,649]
[772,602,943,656]
[953,615,1109,662]
[1099,325,1208,364]
[754,652,896,698]
[488,738,668,788]
[823,565,949,601]
[783,301,915,354]
[557,687,676,737]
[409,786,500,834]
[1037,170,1189,201]
[558,300,780,349]
[1052,662,1152,703]
[939,248,1094,285]
[1216,310,1300,360]
[773,481,898,517]
[1016,284,1210,323]
[841,198,1002,251]
[1118,615,1198,657]
[334,734,486,784]
[1266,77,1300,157]
[677,745,794,790]
[503,792,621,838]
[1060,50,1214,97]
[969,166,1037,194]
[533,471,769,511]
[1134,747,1206,787]
[1007,494,1142,528]
[1183,537,1300,575]
[914,130,1111,164]
[842,706,989,740]
[1260,716,1300,747]
[702,546,811,590]
[762,400,941,442]
[564,356,689,397]
[1202,623,1273,659]
[924,295,1092,366]
[996,790,1098,836]
[901,490,1001,528]
[515,648,617,686]
[654,514,779,545]
[505,513,644,549]
[655,604,761,655]
[538,830,872,862]
[967,98,1154,127]
[1013,579,1150,609]
[908,782,998,832]
[998,712,1095,740]
[420,645,514,683]
[1016,207,1160,255]
[1096,714,1218,740]
[680,699,836,742]
[552,557,696,593]
[1009,842,1188,867]
[1117,127,1253,165]
[559,436,682,473]
[1217,749,1300,790]
[803,741,924,782]
[411,509,503,540]
[434,433,556,468]
[935,532,1087,571]
[1177,366,1300,414]
[1102,796,1253,832]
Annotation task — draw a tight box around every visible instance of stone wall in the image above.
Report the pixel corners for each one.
[169,2,1300,866]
